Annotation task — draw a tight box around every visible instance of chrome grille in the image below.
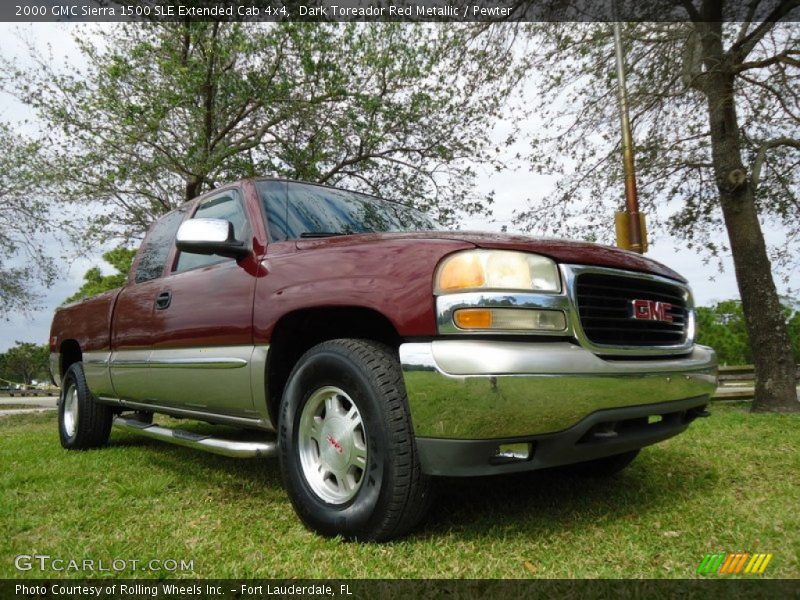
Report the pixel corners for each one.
[574,272,688,347]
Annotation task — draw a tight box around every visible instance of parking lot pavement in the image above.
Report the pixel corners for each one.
[0,407,56,417]
[0,395,58,408]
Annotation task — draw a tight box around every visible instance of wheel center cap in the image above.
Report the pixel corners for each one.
[326,433,344,455]
[320,417,350,470]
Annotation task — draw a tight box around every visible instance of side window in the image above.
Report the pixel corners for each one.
[134,210,186,284]
[174,191,249,273]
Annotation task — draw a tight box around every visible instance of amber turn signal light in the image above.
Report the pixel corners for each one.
[453,308,567,332]
[453,308,493,329]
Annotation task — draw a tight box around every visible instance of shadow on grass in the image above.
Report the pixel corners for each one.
[107,429,284,489]
[108,424,716,541]
[418,447,717,540]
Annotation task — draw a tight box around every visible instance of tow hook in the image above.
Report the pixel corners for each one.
[591,422,619,439]
[687,407,711,420]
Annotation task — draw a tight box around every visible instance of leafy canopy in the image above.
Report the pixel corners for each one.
[696,299,800,365]
[3,23,528,245]
[516,21,799,277]
[64,246,137,304]
[0,124,58,317]
[0,341,50,385]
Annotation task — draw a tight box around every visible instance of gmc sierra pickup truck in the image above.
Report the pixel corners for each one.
[50,178,717,541]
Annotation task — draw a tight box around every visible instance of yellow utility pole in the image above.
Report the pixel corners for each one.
[612,21,647,253]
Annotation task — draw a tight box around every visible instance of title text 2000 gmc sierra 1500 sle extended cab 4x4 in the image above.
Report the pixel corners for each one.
[50,178,717,541]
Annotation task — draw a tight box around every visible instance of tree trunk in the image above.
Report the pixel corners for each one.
[700,24,798,412]
[185,178,200,203]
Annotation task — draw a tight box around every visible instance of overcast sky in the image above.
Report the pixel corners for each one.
[1,22,797,352]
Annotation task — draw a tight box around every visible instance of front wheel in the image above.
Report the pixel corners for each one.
[278,339,431,541]
[58,362,114,450]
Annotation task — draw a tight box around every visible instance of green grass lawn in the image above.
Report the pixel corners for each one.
[1,403,798,579]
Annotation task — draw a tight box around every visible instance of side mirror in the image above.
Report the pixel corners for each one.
[175,218,250,260]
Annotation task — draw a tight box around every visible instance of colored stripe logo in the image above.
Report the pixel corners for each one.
[697,552,772,575]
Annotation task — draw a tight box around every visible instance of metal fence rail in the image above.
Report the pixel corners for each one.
[712,364,800,401]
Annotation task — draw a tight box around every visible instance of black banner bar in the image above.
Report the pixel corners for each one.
[3,579,800,600]
[3,0,800,23]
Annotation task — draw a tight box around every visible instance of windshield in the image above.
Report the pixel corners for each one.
[257,180,440,241]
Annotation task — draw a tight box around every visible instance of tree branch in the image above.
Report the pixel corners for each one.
[739,72,800,124]
[734,51,800,73]
[680,0,701,21]
[751,137,800,190]
[729,0,800,63]
[733,1,765,45]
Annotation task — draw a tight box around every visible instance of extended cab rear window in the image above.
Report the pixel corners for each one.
[256,180,439,241]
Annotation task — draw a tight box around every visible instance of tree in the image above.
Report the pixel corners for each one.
[1,341,49,386]
[65,246,137,304]
[2,22,526,242]
[0,124,57,317]
[515,7,799,411]
[696,300,756,365]
[788,299,800,363]
[696,299,800,365]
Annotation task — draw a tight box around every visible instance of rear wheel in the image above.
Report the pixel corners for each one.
[279,339,431,541]
[58,362,114,450]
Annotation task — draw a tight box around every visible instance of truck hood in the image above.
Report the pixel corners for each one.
[295,231,686,283]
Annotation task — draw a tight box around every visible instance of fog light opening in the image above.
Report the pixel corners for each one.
[590,422,619,440]
[492,442,532,463]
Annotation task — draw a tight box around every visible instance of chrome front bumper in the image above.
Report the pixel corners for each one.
[399,340,718,440]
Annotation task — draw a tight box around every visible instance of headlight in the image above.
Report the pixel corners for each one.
[434,249,560,295]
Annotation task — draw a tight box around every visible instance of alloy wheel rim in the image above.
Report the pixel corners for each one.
[63,383,79,438]
[298,386,367,505]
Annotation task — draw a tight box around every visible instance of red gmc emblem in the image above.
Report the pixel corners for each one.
[630,299,673,323]
[326,434,344,455]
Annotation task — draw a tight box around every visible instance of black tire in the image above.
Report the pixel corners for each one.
[278,339,432,541]
[58,362,114,450]
[560,449,640,477]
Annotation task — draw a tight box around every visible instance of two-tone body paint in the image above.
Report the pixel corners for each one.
[49,177,693,432]
[50,182,270,424]
[50,288,123,396]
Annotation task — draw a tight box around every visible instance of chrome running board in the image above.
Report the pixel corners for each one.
[113,416,278,458]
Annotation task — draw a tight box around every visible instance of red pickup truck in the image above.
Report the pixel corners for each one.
[50,178,717,541]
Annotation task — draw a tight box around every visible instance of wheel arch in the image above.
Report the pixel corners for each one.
[59,339,82,378]
[265,306,402,427]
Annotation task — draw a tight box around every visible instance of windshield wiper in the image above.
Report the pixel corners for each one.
[299,231,349,238]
